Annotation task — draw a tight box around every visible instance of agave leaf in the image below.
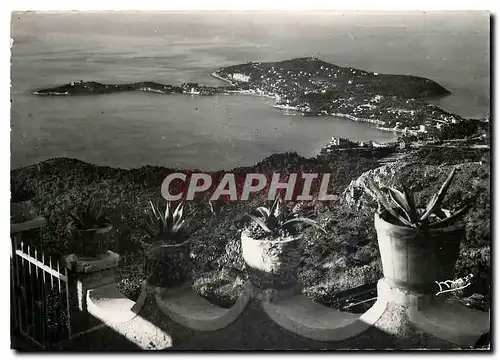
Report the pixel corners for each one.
[173,219,186,233]
[141,215,152,234]
[421,167,457,221]
[420,194,438,222]
[271,194,284,219]
[96,203,104,222]
[402,185,418,223]
[189,208,200,220]
[246,213,272,233]
[270,196,280,215]
[267,213,279,233]
[366,179,414,227]
[433,208,448,220]
[173,210,185,231]
[428,205,469,228]
[149,200,159,219]
[256,206,270,218]
[173,201,184,223]
[282,217,327,234]
[435,167,457,205]
[143,214,157,237]
[388,187,413,223]
[164,201,171,221]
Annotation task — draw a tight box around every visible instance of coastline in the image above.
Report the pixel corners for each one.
[211,71,278,100]
[27,58,483,167]
[213,72,401,135]
[208,58,474,139]
[211,72,235,86]
[31,59,467,143]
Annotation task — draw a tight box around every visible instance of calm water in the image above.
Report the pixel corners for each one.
[10,11,490,170]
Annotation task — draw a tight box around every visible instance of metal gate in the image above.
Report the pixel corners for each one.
[10,234,72,349]
[335,282,378,313]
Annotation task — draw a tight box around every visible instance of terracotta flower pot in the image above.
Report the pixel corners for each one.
[69,226,112,258]
[374,210,464,293]
[241,230,302,290]
[141,238,191,288]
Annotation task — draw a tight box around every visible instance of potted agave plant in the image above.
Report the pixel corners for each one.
[242,195,326,289]
[367,166,470,293]
[68,200,113,258]
[141,200,192,288]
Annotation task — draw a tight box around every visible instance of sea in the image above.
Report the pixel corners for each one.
[10,11,490,171]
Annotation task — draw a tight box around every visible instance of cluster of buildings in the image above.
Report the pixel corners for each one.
[320,137,392,154]
[179,82,227,96]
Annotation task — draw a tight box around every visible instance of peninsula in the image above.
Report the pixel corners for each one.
[33,57,465,137]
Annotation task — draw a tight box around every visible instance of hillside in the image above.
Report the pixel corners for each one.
[10,144,490,311]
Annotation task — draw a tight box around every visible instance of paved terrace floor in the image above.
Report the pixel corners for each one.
[58,296,458,351]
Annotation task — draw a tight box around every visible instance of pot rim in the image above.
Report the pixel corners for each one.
[72,225,113,233]
[375,210,464,233]
[142,238,191,248]
[241,229,300,244]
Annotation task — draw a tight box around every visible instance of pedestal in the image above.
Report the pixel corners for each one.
[372,278,490,348]
[64,251,120,334]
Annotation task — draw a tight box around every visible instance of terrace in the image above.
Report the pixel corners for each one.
[11,195,490,350]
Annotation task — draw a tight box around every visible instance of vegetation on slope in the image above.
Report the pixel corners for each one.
[10,144,490,312]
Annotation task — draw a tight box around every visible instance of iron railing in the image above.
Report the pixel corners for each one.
[10,233,72,349]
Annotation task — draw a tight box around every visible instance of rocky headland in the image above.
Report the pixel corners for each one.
[33,57,473,138]
[33,80,236,96]
[213,57,463,134]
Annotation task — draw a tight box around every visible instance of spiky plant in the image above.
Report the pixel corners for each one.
[367,166,470,229]
[208,199,223,217]
[69,200,110,230]
[246,194,326,238]
[145,200,189,243]
[67,199,111,257]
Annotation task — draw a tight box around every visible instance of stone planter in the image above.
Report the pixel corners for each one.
[374,210,464,293]
[241,230,302,290]
[64,250,120,333]
[69,226,113,258]
[141,239,191,288]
